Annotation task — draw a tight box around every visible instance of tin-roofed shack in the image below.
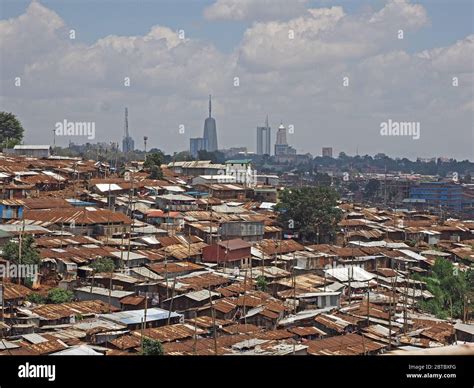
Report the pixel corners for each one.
[202,238,252,267]
[22,208,132,237]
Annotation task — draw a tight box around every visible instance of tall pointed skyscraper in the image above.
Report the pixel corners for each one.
[203,95,218,152]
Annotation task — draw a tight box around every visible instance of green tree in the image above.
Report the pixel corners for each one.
[143,152,163,169]
[27,293,46,304]
[47,288,74,304]
[419,258,470,319]
[256,276,268,291]
[172,151,194,162]
[142,338,164,355]
[2,235,41,266]
[89,257,115,292]
[364,179,380,200]
[275,186,342,243]
[90,257,115,274]
[0,112,24,148]
[143,152,164,179]
[149,165,163,180]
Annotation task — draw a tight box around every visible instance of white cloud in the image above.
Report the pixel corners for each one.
[418,35,474,73]
[0,1,472,160]
[204,0,309,21]
[0,1,67,75]
[237,1,429,71]
[369,0,428,29]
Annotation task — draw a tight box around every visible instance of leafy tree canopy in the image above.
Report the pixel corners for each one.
[143,152,163,168]
[143,152,164,179]
[142,338,164,355]
[417,258,471,319]
[0,112,24,148]
[256,276,268,291]
[27,293,46,304]
[275,186,342,243]
[90,257,115,274]
[197,150,225,164]
[47,288,74,304]
[364,179,380,199]
[2,235,41,266]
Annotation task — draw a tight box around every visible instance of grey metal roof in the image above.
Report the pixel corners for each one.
[21,333,48,344]
[100,308,182,325]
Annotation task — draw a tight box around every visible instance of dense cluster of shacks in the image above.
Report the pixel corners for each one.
[0,153,472,356]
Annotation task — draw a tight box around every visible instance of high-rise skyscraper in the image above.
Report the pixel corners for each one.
[203,95,218,152]
[190,137,208,158]
[275,122,288,155]
[122,107,135,153]
[274,122,296,156]
[257,116,271,155]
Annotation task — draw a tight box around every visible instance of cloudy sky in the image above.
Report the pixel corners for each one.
[0,0,473,159]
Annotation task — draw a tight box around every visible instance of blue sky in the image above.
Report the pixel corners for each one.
[2,0,472,52]
[0,0,473,159]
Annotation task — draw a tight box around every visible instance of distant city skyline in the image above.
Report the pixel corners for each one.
[1,1,473,160]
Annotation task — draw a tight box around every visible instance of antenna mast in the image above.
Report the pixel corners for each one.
[208,95,212,118]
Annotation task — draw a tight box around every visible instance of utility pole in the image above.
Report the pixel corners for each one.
[242,260,248,328]
[140,318,144,354]
[348,266,352,306]
[208,285,218,355]
[1,275,12,356]
[366,279,370,326]
[193,311,198,355]
[164,252,169,299]
[143,292,148,330]
[403,270,409,334]
[72,162,77,200]
[388,274,397,350]
[125,169,134,271]
[323,268,326,292]
[167,278,177,325]
[292,251,297,315]
[362,333,366,355]
[1,275,4,322]
[17,218,25,285]
[388,280,392,351]
[108,275,112,313]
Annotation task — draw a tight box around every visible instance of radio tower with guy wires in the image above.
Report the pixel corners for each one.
[122,107,135,153]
